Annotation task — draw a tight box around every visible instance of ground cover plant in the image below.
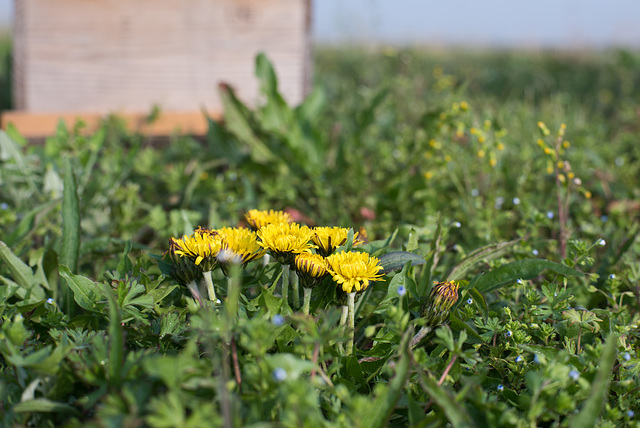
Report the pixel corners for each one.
[0,44,639,427]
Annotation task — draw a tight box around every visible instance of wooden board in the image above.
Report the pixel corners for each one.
[0,110,220,138]
[13,0,311,113]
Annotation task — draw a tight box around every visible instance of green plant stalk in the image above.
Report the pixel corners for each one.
[61,157,80,315]
[291,271,300,308]
[576,324,582,355]
[186,280,204,307]
[336,305,348,354]
[302,287,312,315]
[410,326,433,348]
[346,292,356,355]
[281,264,289,304]
[203,270,217,303]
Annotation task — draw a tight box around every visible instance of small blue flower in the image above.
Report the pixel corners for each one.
[272,367,287,382]
[597,238,606,246]
[623,352,631,361]
[505,330,512,338]
[515,356,524,363]
[628,410,635,418]
[467,298,473,305]
[609,274,616,279]
[272,314,285,327]
[46,297,55,305]
[397,285,407,297]
[546,211,554,219]
[0,202,8,210]
[534,354,541,364]
[532,249,539,256]
[513,197,520,205]
[569,369,580,381]
[516,279,523,285]
[601,215,608,222]
[453,221,462,228]
[497,384,504,392]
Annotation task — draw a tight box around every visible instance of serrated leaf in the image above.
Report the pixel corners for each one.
[475,259,583,293]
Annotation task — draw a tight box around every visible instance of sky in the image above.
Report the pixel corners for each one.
[1,0,640,48]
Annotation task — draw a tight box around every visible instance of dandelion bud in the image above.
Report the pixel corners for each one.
[165,238,202,286]
[420,281,460,328]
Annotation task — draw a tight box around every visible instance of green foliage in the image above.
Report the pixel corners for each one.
[1,46,639,426]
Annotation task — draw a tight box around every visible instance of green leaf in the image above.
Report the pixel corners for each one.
[116,240,134,276]
[417,370,475,427]
[103,283,124,388]
[58,265,101,312]
[569,334,617,428]
[378,251,427,274]
[0,240,36,289]
[475,259,583,293]
[13,398,79,415]
[446,239,520,281]
[60,156,81,274]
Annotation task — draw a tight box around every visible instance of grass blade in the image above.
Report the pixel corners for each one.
[475,259,583,293]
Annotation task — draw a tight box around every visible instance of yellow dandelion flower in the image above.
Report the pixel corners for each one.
[478,135,486,144]
[537,121,546,129]
[558,174,566,183]
[257,222,315,265]
[563,141,571,149]
[294,253,329,289]
[477,150,485,158]
[326,251,384,294]
[165,237,202,286]
[537,139,545,147]
[497,143,505,151]
[568,172,575,180]
[544,147,554,156]
[244,209,293,231]
[585,191,592,199]
[490,158,497,167]
[172,228,223,272]
[546,165,554,174]
[460,101,469,111]
[484,120,492,130]
[444,155,452,163]
[312,227,362,257]
[424,171,433,180]
[470,127,478,135]
[557,161,564,169]
[217,227,266,269]
[428,139,441,149]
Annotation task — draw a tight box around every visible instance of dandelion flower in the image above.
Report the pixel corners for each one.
[244,209,293,231]
[172,228,222,272]
[294,252,329,288]
[257,222,315,265]
[312,226,363,257]
[420,281,459,327]
[326,251,384,294]
[216,227,266,273]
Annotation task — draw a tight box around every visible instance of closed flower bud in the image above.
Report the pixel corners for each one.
[420,281,460,327]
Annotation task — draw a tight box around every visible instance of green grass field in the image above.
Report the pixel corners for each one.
[1,39,639,426]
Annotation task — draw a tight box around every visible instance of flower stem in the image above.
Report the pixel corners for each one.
[337,305,348,354]
[281,264,289,304]
[186,280,204,307]
[302,287,312,315]
[291,271,300,309]
[346,292,356,356]
[203,270,218,303]
[410,326,433,348]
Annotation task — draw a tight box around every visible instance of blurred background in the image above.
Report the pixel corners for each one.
[2,0,640,48]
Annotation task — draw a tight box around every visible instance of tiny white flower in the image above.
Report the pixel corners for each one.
[597,239,606,247]
[453,221,462,228]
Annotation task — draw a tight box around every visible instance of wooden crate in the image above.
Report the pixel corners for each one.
[4,0,311,137]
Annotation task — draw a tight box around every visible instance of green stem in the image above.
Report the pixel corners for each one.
[281,264,289,304]
[302,287,312,315]
[186,280,204,307]
[291,271,300,309]
[410,326,433,348]
[337,305,348,354]
[346,292,356,356]
[203,270,218,303]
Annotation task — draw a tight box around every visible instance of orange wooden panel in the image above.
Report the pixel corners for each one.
[0,110,222,138]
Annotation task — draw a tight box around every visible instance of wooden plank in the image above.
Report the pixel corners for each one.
[14,0,310,113]
[0,110,220,138]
